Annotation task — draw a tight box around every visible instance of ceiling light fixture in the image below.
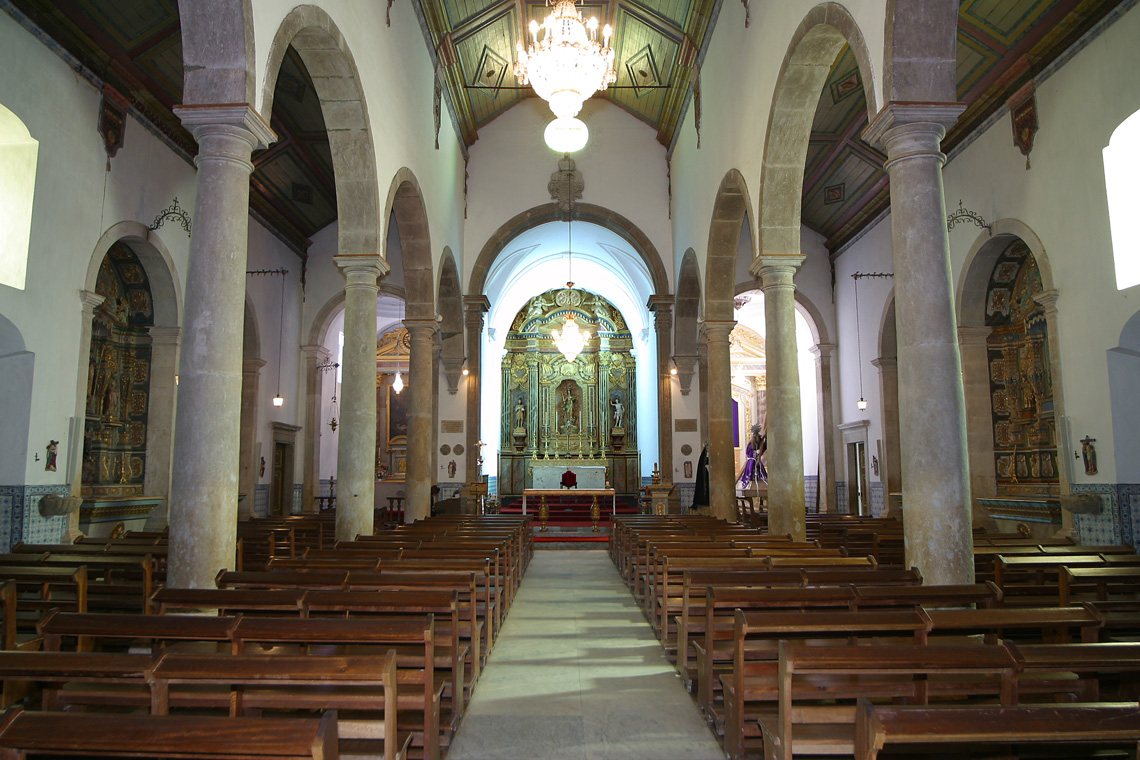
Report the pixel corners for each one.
[515,0,615,152]
[551,168,590,363]
[393,297,405,395]
[273,272,286,408]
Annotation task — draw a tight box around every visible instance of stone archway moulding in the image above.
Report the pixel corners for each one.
[307,282,408,349]
[86,221,182,327]
[261,5,382,260]
[957,218,1056,325]
[470,202,670,298]
[756,3,877,263]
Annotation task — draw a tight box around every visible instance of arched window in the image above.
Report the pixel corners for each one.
[1104,109,1140,290]
[0,104,38,291]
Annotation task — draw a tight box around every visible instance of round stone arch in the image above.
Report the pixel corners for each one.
[704,170,752,321]
[0,311,32,489]
[261,5,382,259]
[384,168,435,321]
[437,249,464,394]
[470,203,670,298]
[86,221,181,328]
[674,249,701,398]
[756,3,877,262]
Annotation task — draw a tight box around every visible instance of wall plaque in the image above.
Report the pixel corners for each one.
[441,420,463,434]
[675,419,698,432]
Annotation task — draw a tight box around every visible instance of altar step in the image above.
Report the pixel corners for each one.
[533,525,610,549]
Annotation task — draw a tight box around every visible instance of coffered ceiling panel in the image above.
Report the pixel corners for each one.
[455,8,525,125]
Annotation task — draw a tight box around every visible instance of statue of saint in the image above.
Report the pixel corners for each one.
[513,398,526,429]
[611,396,625,428]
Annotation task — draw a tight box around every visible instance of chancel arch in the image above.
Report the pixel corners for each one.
[958,226,1065,537]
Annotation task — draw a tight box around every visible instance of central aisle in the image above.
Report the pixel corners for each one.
[446,550,723,760]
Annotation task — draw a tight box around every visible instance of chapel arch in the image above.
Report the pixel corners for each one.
[958,226,1065,532]
[875,295,902,504]
[261,5,382,259]
[1109,310,1140,485]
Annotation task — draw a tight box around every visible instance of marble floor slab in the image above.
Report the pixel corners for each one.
[446,550,723,760]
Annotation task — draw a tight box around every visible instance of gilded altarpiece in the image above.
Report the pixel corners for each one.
[985,241,1059,497]
[375,327,410,481]
[83,242,154,497]
[499,288,640,497]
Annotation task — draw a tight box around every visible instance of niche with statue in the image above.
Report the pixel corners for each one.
[498,287,640,497]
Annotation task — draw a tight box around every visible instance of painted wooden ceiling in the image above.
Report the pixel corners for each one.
[421,0,714,147]
[806,0,1126,252]
[3,0,1127,258]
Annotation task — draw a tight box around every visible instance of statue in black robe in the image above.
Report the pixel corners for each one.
[692,443,710,511]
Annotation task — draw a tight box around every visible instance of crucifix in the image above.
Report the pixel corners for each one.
[1079,436,1098,476]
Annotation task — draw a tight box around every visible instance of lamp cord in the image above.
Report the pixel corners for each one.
[277,273,285,396]
[854,276,864,399]
[566,158,573,286]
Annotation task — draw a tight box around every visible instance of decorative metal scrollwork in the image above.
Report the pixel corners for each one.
[149,197,192,236]
[947,200,992,236]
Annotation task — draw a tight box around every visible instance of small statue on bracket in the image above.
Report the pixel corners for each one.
[45,440,59,472]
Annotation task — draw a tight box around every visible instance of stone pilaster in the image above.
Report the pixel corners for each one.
[142,325,181,527]
[674,354,697,396]
[462,296,490,496]
[696,335,710,445]
[72,290,105,498]
[1031,288,1073,535]
[865,101,973,585]
[334,256,387,541]
[168,104,275,588]
[301,345,331,515]
[237,357,265,520]
[431,336,441,492]
[810,342,837,512]
[754,256,807,540]
[957,325,995,525]
[648,295,675,487]
[703,320,736,521]
[404,319,438,522]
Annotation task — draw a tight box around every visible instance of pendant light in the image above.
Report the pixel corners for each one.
[393,296,405,394]
[551,163,590,363]
[272,272,285,407]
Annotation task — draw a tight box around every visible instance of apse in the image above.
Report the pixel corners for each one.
[481,220,657,492]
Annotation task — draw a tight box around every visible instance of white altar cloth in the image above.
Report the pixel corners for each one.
[531,465,607,490]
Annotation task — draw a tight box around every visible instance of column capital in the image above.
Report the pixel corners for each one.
[148,326,182,346]
[173,104,277,150]
[1032,288,1060,314]
[702,320,735,343]
[957,325,992,345]
[673,354,698,396]
[243,357,267,374]
[862,101,966,148]
[79,289,106,313]
[334,256,389,282]
[646,294,674,314]
[871,356,897,371]
[300,344,332,363]
[404,318,438,342]
[809,342,836,360]
[753,255,805,285]
[463,294,491,314]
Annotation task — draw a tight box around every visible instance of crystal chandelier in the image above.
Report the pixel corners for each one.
[515,0,616,151]
[553,310,589,363]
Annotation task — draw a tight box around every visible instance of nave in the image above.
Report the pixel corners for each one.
[447,550,722,760]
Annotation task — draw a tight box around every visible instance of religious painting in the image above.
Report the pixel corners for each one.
[387,385,409,442]
[985,240,1058,497]
[684,460,693,479]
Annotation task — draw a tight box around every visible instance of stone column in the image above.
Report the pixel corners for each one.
[810,343,837,512]
[703,320,736,521]
[431,337,441,493]
[301,345,331,514]
[648,296,675,485]
[143,326,181,525]
[872,356,903,515]
[71,290,105,498]
[404,319,438,522]
[168,104,275,589]
[865,102,972,585]
[463,296,490,494]
[236,357,265,519]
[755,257,807,540]
[334,256,387,541]
[696,333,710,446]
[957,326,995,526]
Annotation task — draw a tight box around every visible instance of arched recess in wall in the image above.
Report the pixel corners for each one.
[261,5,382,260]
[958,222,1065,525]
[81,224,181,521]
[0,103,38,291]
[437,249,464,394]
[1109,310,1140,483]
[0,313,32,488]
[756,3,876,262]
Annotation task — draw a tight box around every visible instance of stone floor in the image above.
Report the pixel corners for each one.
[446,550,723,760]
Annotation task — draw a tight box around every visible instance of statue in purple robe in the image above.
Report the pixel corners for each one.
[738,424,767,489]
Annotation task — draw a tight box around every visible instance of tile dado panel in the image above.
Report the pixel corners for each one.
[1070,484,1140,547]
[0,485,70,551]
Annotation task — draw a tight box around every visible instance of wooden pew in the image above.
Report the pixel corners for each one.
[148,652,407,760]
[757,642,1019,760]
[0,706,340,759]
[854,699,1140,760]
[151,587,307,616]
[38,609,237,653]
[1062,565,1140,606]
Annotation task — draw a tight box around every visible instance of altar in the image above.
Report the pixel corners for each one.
[531,464,606,490]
